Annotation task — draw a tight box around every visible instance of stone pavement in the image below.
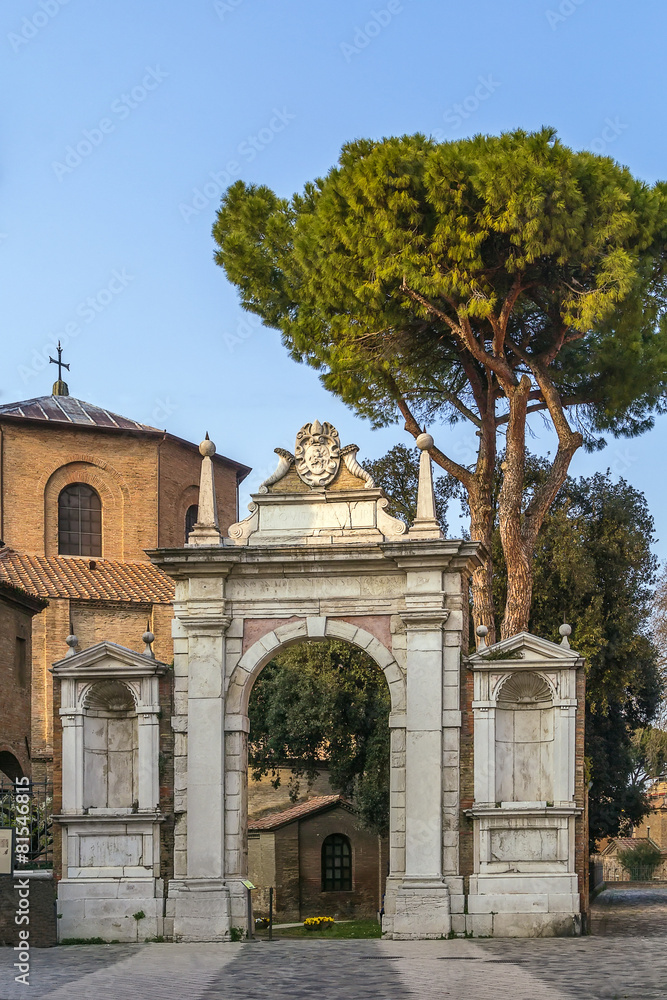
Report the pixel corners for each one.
[1,887,666,1000]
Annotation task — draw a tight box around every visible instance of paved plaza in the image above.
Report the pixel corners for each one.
[1,886,666,1000]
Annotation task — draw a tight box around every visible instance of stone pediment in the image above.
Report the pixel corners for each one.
[226,420,408,546]
[51,640,169,678]
[467,630,583,671]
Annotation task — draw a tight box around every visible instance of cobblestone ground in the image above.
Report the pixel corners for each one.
[1,887,666,1000]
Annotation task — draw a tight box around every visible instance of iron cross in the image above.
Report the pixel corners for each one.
[49,341,70,381]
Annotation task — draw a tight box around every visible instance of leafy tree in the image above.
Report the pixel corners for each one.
[365,444,662,846]
[628,727,667,791]
[214,128,667,642]
[248,640,390,835]
[361,443,459,530]
[496,466,662,845]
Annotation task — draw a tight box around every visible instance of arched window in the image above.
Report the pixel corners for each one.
[185,504,198,542]
[322,833,352,891]
[58,484,102,556]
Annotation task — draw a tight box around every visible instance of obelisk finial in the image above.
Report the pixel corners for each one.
[408,431,443,540]
[187,435,222,546]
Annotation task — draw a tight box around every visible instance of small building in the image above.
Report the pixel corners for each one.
[632,782,667,850]
[0,580,47,780]
[247,795,388,922]
[598,836,665,880]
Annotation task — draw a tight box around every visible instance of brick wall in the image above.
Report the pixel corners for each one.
[458,578,474,883]
[156,436,240,545]
[274,824,300,922]
[0,587,44,778]
[0,421,242,562]
[575,666,589,920]
[0,873,56,947]
[298,807,385,920]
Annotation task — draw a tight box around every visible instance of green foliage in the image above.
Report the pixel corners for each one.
[617,839,662,875]
[248,640,390,835]
[489,461,662,845]
[362,443,459,530]
[629,727,667,787]
[214,128,667,445]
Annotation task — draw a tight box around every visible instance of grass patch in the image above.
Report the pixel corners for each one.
[60,938,120,945]
[262,919,382,940]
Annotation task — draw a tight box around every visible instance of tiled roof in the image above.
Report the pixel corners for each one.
[601,836,660,855]
[0,395,161,432]
[248,794,349,831]
[0,548,174,604]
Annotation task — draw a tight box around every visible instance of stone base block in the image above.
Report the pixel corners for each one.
[57,878,164,942]
[168,878,231,942]
[466,872,581,938]
[382,877,451,939]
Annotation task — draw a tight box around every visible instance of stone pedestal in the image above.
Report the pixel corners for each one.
[167,879,231,942]
[383,877,451,939]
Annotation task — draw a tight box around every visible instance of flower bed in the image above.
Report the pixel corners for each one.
[303,916,335,930]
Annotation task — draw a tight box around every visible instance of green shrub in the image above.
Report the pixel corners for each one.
[617,840,662,876]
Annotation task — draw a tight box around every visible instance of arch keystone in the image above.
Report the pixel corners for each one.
[306,616,327,637]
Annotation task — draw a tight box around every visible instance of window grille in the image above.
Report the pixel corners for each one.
[58,484,102,556]
[322,833,352,891]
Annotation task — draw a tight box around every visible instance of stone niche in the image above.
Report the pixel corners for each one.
[52,638,167,942]
[466,630,585,937]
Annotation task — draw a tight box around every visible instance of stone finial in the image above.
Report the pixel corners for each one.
[65,634,79,657]
[408,430,443,540]
[559,623,572,648]
[142,630,156,658]
[188,434,222,546]
[476,624,489,649]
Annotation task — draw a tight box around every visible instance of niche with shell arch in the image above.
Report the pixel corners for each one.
[82,680,138,810]
[494,671,554,804]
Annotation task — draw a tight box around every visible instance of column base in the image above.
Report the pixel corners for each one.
[466,873,582,937]
[382,876,452,939]
[57,878,164,943]
[168,878,231,942]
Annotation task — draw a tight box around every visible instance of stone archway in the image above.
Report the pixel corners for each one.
[225,618,406,917]
[152,421,481,942]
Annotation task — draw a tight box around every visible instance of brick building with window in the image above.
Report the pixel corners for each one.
[248,795,388,922]
[0,580,47,780]
[0,382,250,783]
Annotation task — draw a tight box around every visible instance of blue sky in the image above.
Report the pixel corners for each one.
[1,0,666,551]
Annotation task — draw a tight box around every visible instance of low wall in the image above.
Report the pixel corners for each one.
[0,872,56,947]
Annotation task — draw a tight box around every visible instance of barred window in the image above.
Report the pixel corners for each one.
[58,484,102,556]
[322,833,352,892]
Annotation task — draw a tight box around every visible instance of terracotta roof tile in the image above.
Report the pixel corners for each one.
[248,795,348,831]
[0,548,174,604]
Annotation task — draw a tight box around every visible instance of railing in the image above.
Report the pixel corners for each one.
[601,862,667,883]
[0,778,53,869]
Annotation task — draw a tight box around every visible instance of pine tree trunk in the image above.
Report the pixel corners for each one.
[498,376,533,639]
[469,484,496,645]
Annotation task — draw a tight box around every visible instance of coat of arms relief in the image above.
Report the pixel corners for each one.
[294,420,341,487]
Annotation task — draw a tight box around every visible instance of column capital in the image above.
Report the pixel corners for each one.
[178,615,231,635]
[399,608,450,629]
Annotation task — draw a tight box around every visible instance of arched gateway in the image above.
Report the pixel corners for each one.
[153,422,481,941]
[54,420,585,941]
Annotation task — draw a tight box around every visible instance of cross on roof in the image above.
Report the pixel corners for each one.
[49,341,70,383]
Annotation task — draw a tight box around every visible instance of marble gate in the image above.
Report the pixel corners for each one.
[54,420,586,941]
